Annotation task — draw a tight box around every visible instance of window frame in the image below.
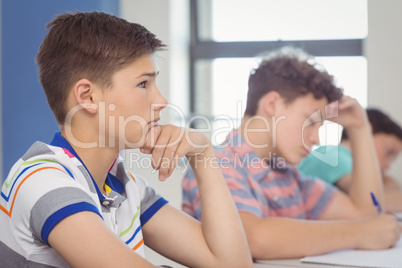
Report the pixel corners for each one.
[188,0,364,116]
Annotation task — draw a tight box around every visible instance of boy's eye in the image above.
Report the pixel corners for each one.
[138,81,146,88]
[305,110,322,127]
[308,118,318,126]
[387,149,396,156]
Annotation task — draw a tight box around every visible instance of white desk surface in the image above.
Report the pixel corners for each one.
[251,218,402,267]
[253,258,358,268]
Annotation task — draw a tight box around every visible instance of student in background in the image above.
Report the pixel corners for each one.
[0,11,252,268]
[299,108,402,212]
[182,47,402,260]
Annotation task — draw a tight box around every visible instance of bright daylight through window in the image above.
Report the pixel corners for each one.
[191,0,368,146]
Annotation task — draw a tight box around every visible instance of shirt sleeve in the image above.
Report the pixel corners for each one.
[182,152,264,220]
[297,169,336,220]
[181,166,201,220]
[298,145,353,185]
[218,153,264,218]
[11,163,101,246]
[134,175,168,226]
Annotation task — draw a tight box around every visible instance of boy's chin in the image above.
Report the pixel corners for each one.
[285,156,302,166]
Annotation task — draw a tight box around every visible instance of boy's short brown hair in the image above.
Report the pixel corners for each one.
[36,11,166,125]
[245,46,343,116]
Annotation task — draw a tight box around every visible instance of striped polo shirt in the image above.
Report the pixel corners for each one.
[182,129,335,220]
[0,132,167,267]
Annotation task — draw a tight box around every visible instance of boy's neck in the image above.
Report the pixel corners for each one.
[239,115,276,160]
[60,129,119,195]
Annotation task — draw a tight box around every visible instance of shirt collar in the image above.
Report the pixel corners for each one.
[50,132,124,200]
[224,129,288,173]
[225,129,260,159]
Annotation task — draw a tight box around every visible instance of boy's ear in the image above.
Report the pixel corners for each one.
[260,91,282,116]
[73,79,98,114]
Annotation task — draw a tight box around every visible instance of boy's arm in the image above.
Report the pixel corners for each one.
[240,211,401,260]
[383,174,401,192]
[141,125,252,268]
[322,96,383,218]
[334,173,352,192]
[383,175,402,212]
[48,211,156,268]
[336,174,402,212]
[384,191,402,212]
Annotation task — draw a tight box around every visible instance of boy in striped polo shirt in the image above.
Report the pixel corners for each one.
[182,47,401,260]
[0,11,252,268]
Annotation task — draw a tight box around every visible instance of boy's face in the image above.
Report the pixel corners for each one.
[100,53,167,149]
[272,93,327,165]
[373,133,402,174]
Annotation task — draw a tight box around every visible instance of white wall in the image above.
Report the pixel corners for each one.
[366,0,402,185]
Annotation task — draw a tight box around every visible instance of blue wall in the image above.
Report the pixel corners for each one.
[1,0,119,180]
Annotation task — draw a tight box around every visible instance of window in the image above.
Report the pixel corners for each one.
[208,0,367,42]
[190,0,368,145]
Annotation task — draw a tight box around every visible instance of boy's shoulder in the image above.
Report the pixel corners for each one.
[18,140,83,168]
[1,140,96,206]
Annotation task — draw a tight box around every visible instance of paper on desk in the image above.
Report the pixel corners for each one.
[300,238,402,268]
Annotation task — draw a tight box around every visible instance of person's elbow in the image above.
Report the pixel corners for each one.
[207,254,253,268]
[245,227,272,260]
[224,257,253,268]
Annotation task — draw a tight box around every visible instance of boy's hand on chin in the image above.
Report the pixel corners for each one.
[140,124,161,155]
[140,124,211,181]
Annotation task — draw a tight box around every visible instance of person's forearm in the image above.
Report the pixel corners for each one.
[383,175,401,192]
[189,148,252,267]
[385,191,402,212]
[347,124,383,216]
[245,217,360,260]
[383,176,402,212]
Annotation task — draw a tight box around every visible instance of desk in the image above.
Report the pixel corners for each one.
[253,258,357,268]
[252,217,402,267]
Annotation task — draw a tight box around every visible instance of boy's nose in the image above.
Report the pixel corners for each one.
[153,102,167,112]
[306,127,320,146]
[153,92,168,112]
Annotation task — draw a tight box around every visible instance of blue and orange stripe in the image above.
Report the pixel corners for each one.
[0,166,68,217]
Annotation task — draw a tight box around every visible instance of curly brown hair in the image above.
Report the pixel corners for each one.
[36,11,166,125]
[245,47,343,116]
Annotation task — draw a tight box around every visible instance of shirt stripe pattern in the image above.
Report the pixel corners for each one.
[0,132,167,267]
[182,129,336,221]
